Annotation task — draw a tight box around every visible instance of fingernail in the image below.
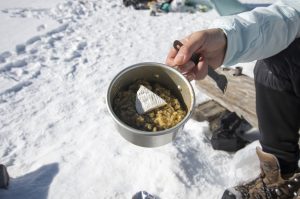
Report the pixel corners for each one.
[175,53,185,64]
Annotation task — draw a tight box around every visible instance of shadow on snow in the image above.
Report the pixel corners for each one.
[0,163,59,199]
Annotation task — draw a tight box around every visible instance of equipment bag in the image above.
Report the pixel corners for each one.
[0,164,9,189]
[211,129,248,152]
[211,112,249,152]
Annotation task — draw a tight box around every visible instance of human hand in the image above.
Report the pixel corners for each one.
[166,28,227,81]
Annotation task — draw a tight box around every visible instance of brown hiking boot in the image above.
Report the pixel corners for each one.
[222,147,300,199]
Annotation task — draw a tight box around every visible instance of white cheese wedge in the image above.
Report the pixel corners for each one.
[135,85,167,114]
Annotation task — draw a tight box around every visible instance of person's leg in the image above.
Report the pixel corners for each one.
[256,81,300,174]
[254,38,300,174]
[222,39,300,199]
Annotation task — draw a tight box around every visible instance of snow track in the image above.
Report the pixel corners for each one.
[0,1,262,198]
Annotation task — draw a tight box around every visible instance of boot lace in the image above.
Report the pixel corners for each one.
[261,176,300,199]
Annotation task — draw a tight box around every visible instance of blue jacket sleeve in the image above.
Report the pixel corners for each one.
[209,0,300,66]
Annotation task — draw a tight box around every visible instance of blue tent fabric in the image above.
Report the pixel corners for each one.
[210,0,250,16]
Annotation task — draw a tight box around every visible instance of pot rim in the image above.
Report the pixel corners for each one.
[106,62,195,136]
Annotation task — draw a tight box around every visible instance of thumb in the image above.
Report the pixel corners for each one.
[174,34,205,66]
[174,45,190,65]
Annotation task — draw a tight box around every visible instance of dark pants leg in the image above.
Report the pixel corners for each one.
[255,82,300,173]
[254,38,300,174]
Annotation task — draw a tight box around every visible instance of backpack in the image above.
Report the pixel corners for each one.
[210,112,249,152]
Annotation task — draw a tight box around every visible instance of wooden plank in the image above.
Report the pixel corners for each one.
[192,100,227,122]
[195,68,257,127]
[192,100,229,131]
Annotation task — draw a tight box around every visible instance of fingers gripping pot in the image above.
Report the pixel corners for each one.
[107,62,195,147]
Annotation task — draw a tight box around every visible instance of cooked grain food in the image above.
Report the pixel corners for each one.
[113,80,187,132]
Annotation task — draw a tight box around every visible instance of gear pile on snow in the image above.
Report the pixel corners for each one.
[123,0,150,10]
[123,0,173,13]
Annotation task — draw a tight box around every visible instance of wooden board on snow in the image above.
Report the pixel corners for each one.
[195,68,257,128]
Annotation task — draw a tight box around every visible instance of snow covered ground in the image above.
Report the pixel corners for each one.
[0,0,274,198]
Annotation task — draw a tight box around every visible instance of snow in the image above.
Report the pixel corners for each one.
[0,0,64,9]
[0,0,66,53]
[0,13,59,53]
[0,0,273,198]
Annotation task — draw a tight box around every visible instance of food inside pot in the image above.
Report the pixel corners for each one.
[113,80,187,132]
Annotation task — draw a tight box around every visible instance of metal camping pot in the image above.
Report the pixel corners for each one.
[106,62,195,147]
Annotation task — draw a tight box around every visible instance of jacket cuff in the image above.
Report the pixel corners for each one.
[209,17,238,67]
